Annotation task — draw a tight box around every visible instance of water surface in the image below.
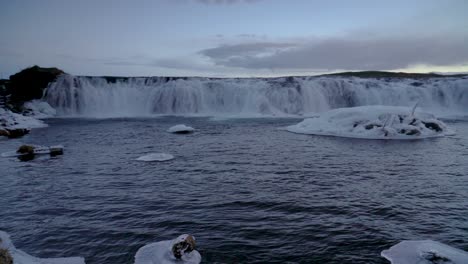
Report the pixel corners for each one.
[1,117,467,263]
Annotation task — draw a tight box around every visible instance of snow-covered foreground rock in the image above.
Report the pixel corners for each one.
[136,153,174,162]
[0,230,85,264]
[0,108,47,130]
[135,235,201,264]
[287,105,454,140]
[381,240,468,264]
[167,124,195,134]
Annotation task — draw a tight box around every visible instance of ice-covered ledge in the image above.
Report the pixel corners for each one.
[287,105,454,140]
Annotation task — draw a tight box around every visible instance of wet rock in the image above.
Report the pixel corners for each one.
[423,251,451,262]
[49,146,64,156]
[5,128,29,138]
[0,248,13,264]
[17,145,35,154]
[7,65,64,106]
[0,129,9,137]
[365,123,381,130]
[172,235,196,260]
[405,129,421,136]
[423,121,442,132]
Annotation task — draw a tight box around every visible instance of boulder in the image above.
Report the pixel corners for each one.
[0,129,9,137]
[5,128,30,138]
[49,146,64,156]
[7,66,64,106]
[17,145,35,154]
[172,235,197,260]
[0,248,13,264]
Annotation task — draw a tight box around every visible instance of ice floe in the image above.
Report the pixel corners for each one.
[135,234,201,264]
[381,240,468,264]
[286,105,454,140]
[0,230,85,264]
[167,124,195,134]
[136,153,174,162]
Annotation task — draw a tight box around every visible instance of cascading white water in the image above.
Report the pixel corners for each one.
[44,74,468,118]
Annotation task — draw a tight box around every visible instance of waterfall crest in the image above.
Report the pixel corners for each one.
[44,74,468,118]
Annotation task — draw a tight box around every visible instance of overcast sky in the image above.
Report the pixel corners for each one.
[0,0,467,77]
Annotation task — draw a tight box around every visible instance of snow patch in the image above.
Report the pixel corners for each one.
[136,153,174,162]
[135,235,201,264]
[0,108,47,130]
[168,124,195,134]
[381,240,468,264]
[0,230,85,264]
[286,105,454,140]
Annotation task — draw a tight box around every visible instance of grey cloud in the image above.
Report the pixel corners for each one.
[195,0,262,4]
[199,35,468,70]
[201,42,296,60]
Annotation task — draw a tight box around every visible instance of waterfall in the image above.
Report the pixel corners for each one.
[44,74,468,118]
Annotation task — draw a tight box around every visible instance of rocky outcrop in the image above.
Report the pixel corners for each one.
[6,66,64,109]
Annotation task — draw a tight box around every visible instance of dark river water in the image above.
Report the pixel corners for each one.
[1,117,468,263]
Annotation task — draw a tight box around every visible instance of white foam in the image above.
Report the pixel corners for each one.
[167,124,195,133]
[381,240,468,264]
[0,230,85,264]
[286,105,454,140]
[136,153,174,162]
[23,100,57,119]
[134,236,201,264]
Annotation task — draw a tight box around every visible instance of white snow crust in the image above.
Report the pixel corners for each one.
[286,105,454,140]
[381,240,468,264]
[167,124,195,133]
[0,230,85,264]
[134,235,201,264]
[0,108,47,130]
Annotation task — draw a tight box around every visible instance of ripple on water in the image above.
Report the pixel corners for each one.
[0,117,468,263]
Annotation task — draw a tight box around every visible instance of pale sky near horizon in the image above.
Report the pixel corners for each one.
[0,0,467,77]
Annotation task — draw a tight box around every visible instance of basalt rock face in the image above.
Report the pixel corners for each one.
[7,66,64,108]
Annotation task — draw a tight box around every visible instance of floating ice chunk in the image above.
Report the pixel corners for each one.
[23,100,57,119]
[381,240,468,264]
[286,105,454,140]
[167,124,195,134]
[135,234,201,264]
[0,230,85,264]
[136,153,174,162]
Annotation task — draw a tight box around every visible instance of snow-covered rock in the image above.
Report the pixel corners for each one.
[0,230,85,264]
[136,153,174,162]
[167,124,195,134]
[381,240,468,264]
[135,234,201,264]
[23,100,56,119]
[0,108,47,130]
[286,105,454,140]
